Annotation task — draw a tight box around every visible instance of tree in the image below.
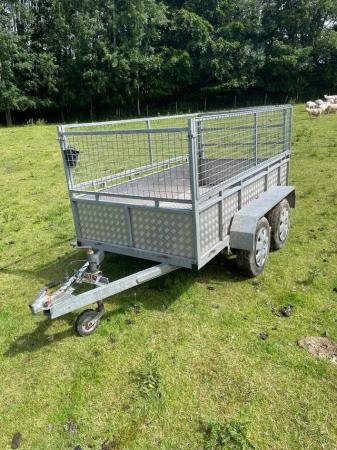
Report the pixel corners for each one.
[2,0,337,123]
[313,27,337,93]
[112,0,168,115]
[0,1,57,125]
[260,0,337,97]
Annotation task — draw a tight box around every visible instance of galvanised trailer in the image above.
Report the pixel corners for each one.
[31,105,295,336]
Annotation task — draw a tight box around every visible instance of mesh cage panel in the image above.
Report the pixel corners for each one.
[59,105,291,204]
[195,106,291,196]
[63,126,191,201]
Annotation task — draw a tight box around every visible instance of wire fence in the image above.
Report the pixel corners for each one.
[195,106,292,196]
[62,124,192,201]
[59,105,291,203]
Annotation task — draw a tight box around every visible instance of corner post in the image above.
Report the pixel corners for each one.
[146,119,153,164]
[188,118,201,267]
[254,112,258,166]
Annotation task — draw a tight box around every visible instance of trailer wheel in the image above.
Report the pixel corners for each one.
[75,309,100,336]
[267,199,290,250]
[236,217,270,277]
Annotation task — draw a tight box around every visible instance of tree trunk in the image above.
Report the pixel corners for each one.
[5,109,12,127]
[112,0,117,50]
[137,92,141,116]
[90,100,95,121]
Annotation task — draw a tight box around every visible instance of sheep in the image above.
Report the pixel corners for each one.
[306,101,316,109]
[315,99,324,106]
[324,95,337,103]
[306,107,322,118]
[327,103,337,113]
[317,101,330,113]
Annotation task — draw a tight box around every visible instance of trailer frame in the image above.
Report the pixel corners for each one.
[30,105,295,335]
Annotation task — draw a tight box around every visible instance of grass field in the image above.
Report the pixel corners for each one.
[0,105,337,450]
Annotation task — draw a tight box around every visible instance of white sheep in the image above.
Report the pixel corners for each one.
[306,101,316,109]
[324,95,337,103]
[315,99,324,106]
[306,107,322,118]
[318,101,330,113]
[327,103,337,113]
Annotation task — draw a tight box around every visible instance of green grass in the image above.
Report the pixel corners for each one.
[0,105,337,450]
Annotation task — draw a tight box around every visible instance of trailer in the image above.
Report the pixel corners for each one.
[30,105,295,336]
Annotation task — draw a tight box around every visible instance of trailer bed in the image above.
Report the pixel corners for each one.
[79,158,259,208]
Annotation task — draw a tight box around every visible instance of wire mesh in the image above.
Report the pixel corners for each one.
[59,105,291,204]
[62,120,192,201]
[195,106,291,196]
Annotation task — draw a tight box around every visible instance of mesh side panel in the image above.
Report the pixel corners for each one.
[60,106,291,203]
[256,109,285,160]
[195,106,291,195]
[64,129,191,201]
[197,113,256,188]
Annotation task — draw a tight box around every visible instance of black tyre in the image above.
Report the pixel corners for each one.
[236,217,270,277]
[266,199,290,250]
[75,309,100,336]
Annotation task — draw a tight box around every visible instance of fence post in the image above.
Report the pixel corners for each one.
[188,118,198,202]
[146,119,153,164]
[282,108,287,153]
[254,112,258,165]
[196,121,204,159]
[188,118,200,265]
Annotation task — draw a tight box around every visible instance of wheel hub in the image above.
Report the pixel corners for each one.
[279,208,289,242]
[84,318,96,331]
[255,227,269,267]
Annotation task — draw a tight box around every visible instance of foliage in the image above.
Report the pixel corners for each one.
[201,414,256,450]
[0,1,57,125]
[1,0,337,123]
[131,353,162,399]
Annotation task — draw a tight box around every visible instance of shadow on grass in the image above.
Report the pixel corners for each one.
[5,250,244,357]
[0,238,73,275]
[4,314,75,357]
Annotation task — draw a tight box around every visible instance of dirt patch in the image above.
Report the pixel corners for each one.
[101,439,119,449]
[11,432,21,449]
[259,332,269,340]
[125,318,134,325]
[65,417,77,434]
[298,337,337,364]
[279,305,292,317]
